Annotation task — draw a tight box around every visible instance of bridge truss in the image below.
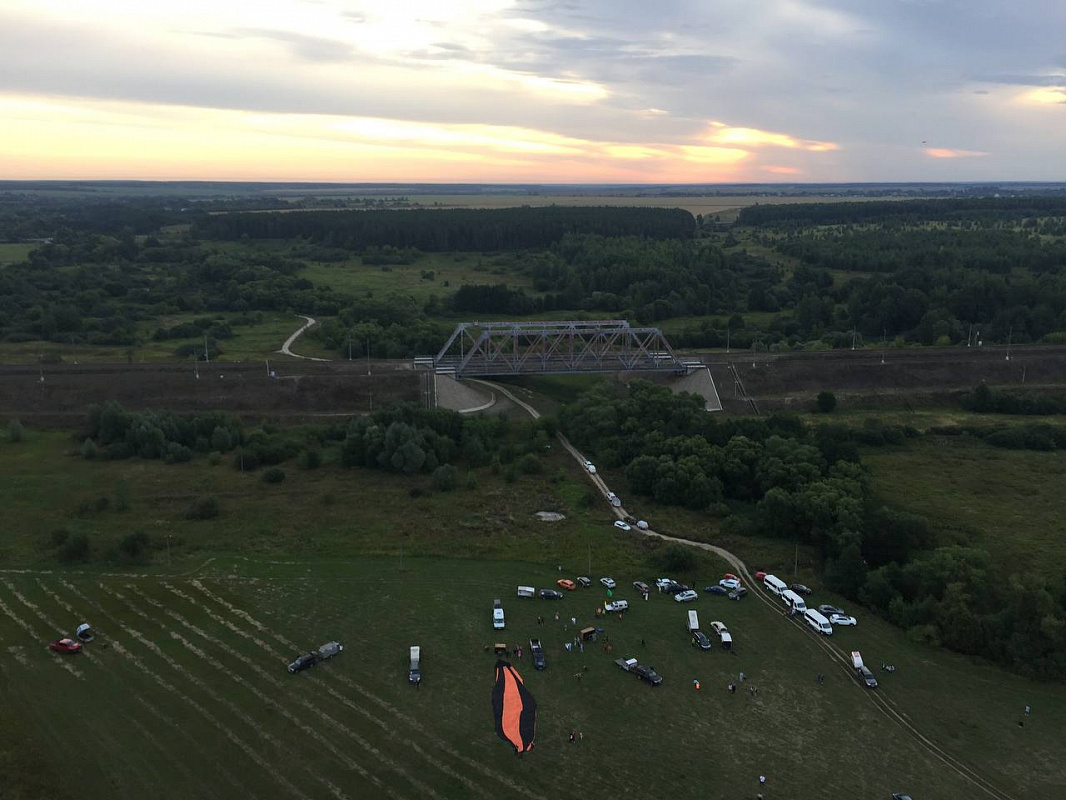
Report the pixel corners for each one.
[418,320,698,379]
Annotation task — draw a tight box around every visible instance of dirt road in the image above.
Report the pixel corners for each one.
[278,315,329,361]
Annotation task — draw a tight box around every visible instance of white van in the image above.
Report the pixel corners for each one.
[492,599,505,629]
[804,609,833,636]
[517,586,535,599]
[408,646,421,684]
[605,492,622,507]
[781,589,807,614]
[687,609,699,632]
[763,574,787,596]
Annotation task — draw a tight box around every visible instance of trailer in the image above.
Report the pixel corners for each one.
[614,657,662,686]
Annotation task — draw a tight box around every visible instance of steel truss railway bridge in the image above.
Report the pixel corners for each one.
[416,320,703,379]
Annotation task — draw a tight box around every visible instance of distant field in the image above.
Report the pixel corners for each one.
[865,436,1066,575]
[0,243,36,264]
[403,193,901,221]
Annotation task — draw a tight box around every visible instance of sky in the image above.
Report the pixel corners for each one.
[1,0,1064,183]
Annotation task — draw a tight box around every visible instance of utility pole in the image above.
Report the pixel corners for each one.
[348,336,352,361]
[851,329,857,350]
[1006,325,1013,361]
[204,335,210,363]
[880,328,886,365]
[967,323,973,347]
[366,339,371,376]
[726,324,730,354]
[166,533,172,567]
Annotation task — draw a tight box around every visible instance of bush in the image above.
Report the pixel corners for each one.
[59,534,90,563]
[184,495,220,520]
[50,528,70,547]
[261,467,286,484]
[661,544,697,573]
[300,448,322,470]
[118,531,150,564]
[81,438,100,460]
[7,419,23,442]
[207,451,222,466]
[815,391,837,413]
[465,472,478,490]
[431,464,458,492]
[518,453,544,475]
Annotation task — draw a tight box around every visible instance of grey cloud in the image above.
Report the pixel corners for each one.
[973,74,1066,87]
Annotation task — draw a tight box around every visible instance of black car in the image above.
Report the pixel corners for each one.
[728,587,748,600]
[287,653,318,674]
[529,639,546,670]
[634,665,663,686]
[858,666,878,688]
[691,631,712,650]
[819,604,844,617]
[663,582,689,595]
[790,583,813,596]
[704,585,728,595]
[539,589,563,600]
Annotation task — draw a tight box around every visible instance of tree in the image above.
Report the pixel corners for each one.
[816,391,838,413]
[7,419,23,442]
[823,543,867,599]
[431,464,457,491]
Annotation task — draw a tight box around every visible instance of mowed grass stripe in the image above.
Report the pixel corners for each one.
[124,583,439,800]
[163,581,495,800]
[191,578,542,800]
[58,579,316,800]
[0,586,83,680]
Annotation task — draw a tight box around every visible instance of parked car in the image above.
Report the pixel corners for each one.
[557,579,577,591]
[623,515,637,524]
[891,794,915,800]
[754,571,767,581]
[576,576,592,588]
[632,581,650,594]
[615,657,662,686]
[674,590,698,603]
[830,613,857,626]
[613,520,632,532]
[728,587,748,600]
[819,604,844,617]
[637,520,649,530]
[691,631,713,650]
[858,665,878,688]
[287,653,318,674]
[719,578,741,590]
[655,577,675,590]
[600,577,616,589]
[705,585,728,595]
[530,639,546,670]
[539,589,563,600]
[790,583,813,596]
[604,600,629,612]
[605,491,622,507]
[723,573,739,581]
[493,599,506,630]
[709,621,733,649]
[583,460,597,474]
[49,638,82,654]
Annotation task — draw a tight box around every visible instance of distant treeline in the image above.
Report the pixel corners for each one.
[191,206,695,251]
[737,196,1066,227]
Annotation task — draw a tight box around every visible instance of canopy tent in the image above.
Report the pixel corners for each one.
[75,623,94,642]
[492,660,536,755]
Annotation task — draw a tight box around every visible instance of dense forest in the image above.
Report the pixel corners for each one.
[560,381,1066,678]
[192,206,695,250]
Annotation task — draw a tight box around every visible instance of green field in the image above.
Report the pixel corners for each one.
[0,243,36,264]
[865,436,1066,576]
[1,427,1064,798]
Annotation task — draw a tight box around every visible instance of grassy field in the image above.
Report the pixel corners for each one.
[1,426,1065,798]
[0,243,36,264]
[864,435,1066,576]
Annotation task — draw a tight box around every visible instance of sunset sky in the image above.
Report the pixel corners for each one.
[1,0,1064,183]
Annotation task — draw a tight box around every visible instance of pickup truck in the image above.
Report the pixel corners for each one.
[492,599,506,630]
[614,657,662,686]
[287,641,343,674]
[529,639,546,671]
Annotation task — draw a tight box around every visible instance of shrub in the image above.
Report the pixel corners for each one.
[7,419,23,442]
[81,438,100,460]
[465,472,478,490]
[431,464,457,492]
[50,528,70,547]
[59,534,90,563]
[184,495,220,520]
[504,465,518,484]
[409,487,425,499]
[118,531,150,564]
[115,480,132,512]
[518,453,544,475]
[207,451,222,466]
[300,448,322,470]
[661,544,697,573]
[815,391,837,413]
[261,467,286,484]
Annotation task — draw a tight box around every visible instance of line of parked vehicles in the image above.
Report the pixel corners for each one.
[757,573,858,636]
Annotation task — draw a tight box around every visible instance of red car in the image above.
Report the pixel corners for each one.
[49,638,82,654]
[723,573,740,583]
[754,571,767,581]
[556,579,577,591]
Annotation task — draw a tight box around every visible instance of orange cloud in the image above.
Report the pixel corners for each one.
[706,123,839,152]
[763,165,802,175]
[924,148,988,158]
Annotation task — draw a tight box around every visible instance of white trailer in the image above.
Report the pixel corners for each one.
[408,646,421,685]
[687,609,700,632]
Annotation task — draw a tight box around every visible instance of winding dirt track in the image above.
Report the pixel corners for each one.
[477,378,1017,800]
[278,315,329,361]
